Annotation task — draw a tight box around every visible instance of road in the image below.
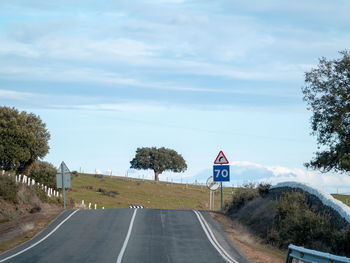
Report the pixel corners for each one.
[0,209,250,263]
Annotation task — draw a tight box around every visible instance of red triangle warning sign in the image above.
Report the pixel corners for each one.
[214,151,229,164]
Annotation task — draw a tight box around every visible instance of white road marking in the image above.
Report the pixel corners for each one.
[193,210,239,263]
[0,210,80,262]
[116,209,138,263]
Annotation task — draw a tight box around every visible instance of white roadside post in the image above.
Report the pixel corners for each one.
[94,204,97,210]
[88,203,91,209]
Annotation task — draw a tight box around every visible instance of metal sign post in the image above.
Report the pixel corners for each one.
[61,164,66,209]
[213,151,230,213]
[220,182,223,212]
[56,161,71,209]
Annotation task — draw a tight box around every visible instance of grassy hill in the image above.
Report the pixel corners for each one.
[331,194,350,206]
[66,173,233,210]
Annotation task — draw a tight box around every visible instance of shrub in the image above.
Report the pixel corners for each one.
[82,185,94,190]
[97,188,119,197]
[332,225,350,256]
[272,192,333,250]
[34,185,49,202]
[29,205,41,214]
[226,187,350,256]
[28,160,57,189]
[0,175,18,203]
[225,186,259,214]
[258,183,271,197]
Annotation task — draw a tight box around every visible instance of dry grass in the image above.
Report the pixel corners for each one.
[66,173,233,210]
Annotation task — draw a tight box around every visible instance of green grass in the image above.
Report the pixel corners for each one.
[332,194,350,207]
[66,173,233,210]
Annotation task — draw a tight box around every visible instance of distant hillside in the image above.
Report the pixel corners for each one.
[66,173,233,210]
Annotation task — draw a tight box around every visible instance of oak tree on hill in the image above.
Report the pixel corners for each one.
[0,106,50,173]
[130,147,187,181]
[302,51,350,173]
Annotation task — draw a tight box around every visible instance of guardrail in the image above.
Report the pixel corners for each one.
[286,244,350,263]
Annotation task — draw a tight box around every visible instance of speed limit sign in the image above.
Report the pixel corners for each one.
[213,165,230,182]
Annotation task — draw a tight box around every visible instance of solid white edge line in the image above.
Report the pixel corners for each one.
[193,210,238,263]
[116,209,138,263]
[197,211,237,262]
[0,209,80,263]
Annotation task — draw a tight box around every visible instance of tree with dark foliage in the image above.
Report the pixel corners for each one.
[130,147,187,181]
[0,107,50,173]
[29,160,57,189]
[302,51,350,173]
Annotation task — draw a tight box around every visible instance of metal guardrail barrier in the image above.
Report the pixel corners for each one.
[286,244,350,263]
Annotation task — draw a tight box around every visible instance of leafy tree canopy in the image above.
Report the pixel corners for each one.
[29,160,57,189]
[0,106,50,173]
[130,147,187,181]
[302,50,350,173]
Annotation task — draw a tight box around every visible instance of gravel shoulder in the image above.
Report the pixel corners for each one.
[210,212,286,263]
[0,207,63,253]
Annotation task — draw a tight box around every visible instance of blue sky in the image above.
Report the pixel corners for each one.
[1,0,350,193]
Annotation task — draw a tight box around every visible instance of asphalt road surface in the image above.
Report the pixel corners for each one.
[0,209,250,263]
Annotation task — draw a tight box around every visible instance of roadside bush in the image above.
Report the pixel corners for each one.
[332,225,350,256]
[28,160,57,189]
[97,188,119,197]
[0,175,18,203]
[82,185,94,190]
[270,192,333,251]
[29,205,41,214]
[34,185,49,202]
[225,187,350,256]
[225,186,259,214]
[257,183,271,197]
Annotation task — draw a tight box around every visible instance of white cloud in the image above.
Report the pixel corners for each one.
[0,37,40,58]
[0,89,35,100]
[192,161,350,194]
[72,103,166,113]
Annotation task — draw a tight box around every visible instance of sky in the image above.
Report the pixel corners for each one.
[1,0,350,193]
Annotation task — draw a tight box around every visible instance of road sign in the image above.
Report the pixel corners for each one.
[56,161,71,188]
[206,176,220,191]
[58,161,70,174]
[213,165,230,182]
[56,173,71,188]
[56,161,71,209]
[214,151,229,164]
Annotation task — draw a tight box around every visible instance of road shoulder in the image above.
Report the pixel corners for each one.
[0,208,69,258]
[210,212,286,263]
